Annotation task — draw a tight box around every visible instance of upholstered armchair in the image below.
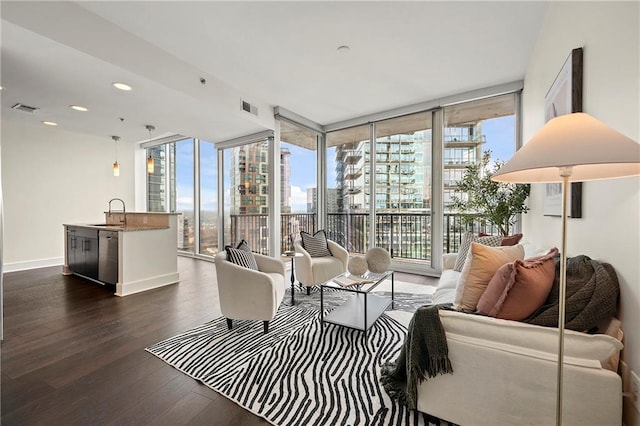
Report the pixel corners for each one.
[215,251,286,333]
[294,239,349,294]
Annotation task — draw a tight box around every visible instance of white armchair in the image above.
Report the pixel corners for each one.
[215,251,286,333]
[294,239,349,294]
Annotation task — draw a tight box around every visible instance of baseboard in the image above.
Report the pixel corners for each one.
[3,257,64,273]
[621,360,640,426]
[115,272,180,297]
[391,259,439,277]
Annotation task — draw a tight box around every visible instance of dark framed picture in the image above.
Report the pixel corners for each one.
[543,47,583,218]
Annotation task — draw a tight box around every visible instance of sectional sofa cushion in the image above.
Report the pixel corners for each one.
[438,310,623,364]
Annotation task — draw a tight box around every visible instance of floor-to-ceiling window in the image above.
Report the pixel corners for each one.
[199,141,218,256]
[142,87,520,271]
[221,139,271,254]
[326,124,370,253]
[323,91,519,272]
[145,137,218,257]
[443,93,518,252]
[174,138,195,252]
[279,120,318,252]
[374,112,433,261]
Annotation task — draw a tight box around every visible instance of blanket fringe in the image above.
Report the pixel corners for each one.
[428,356,453,378]
[380,304,453,409]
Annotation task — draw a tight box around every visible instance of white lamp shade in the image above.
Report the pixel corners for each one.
[493,113,640,183]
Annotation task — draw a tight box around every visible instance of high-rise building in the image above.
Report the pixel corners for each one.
[280,148,291,213]
[146,144,175,212]
[330,123,484,257]
[230,144,269,215]
[229,144,292,215]
[307,187,340,213]
[442,122,485,208]
[334,122,484,212]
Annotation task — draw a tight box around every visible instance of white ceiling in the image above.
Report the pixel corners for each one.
[0,1,548,145]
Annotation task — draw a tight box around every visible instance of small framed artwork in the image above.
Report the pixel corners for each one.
[543,47,583,218]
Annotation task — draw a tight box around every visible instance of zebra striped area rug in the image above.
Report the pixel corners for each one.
[147,305,448,426]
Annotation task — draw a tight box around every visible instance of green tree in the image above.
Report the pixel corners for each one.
[452,150,530,236]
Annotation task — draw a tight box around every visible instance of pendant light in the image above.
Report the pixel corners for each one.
[146,125,155,174]
[112,135,120,176]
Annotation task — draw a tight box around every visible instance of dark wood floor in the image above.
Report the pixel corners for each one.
[1,258,435,425]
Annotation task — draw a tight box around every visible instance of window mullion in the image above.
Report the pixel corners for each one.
[194,139,201,255]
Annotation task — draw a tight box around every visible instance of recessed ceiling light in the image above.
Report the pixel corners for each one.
[70,105,88,112]
[42,121,58,126]
[337,45,351,53]
[0,86,4,90]
[112,82,132,91]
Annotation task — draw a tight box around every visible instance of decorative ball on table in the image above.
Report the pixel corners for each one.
[366,247,391,273]
[348,256,368,276]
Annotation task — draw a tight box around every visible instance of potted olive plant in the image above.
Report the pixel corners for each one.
[451,150,530,236]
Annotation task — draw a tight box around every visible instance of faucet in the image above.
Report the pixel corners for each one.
[108,198,126,226]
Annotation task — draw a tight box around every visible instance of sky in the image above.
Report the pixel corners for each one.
[174,115,516,213]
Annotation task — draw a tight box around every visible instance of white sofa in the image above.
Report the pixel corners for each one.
[392,251,623,426]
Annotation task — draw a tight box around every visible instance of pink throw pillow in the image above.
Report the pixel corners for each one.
[500,233,523,246]
[477,247,558,320]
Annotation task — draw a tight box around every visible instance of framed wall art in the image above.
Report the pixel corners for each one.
[543,47,583,218]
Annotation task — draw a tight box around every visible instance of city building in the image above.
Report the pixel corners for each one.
[307,187,340,213]
[146,144,174,213]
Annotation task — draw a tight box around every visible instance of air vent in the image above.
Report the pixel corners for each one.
[241,99,258,116]
[11,103,39,113]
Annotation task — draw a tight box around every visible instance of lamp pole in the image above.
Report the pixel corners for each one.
[556,167,571,426]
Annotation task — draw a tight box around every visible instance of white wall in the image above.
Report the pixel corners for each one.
[522,1,639,423]
[1,119,135,271]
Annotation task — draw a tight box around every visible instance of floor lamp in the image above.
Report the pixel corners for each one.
[492,112,640,425]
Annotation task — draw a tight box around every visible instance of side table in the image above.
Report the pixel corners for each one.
[281,252,303,305]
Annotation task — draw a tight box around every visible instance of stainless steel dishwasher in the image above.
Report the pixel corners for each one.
[98,230,118,285]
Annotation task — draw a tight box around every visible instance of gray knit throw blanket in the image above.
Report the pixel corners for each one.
[525,254,619,333]
[380,304,453,409]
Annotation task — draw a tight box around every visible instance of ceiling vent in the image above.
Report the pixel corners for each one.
[241,99,258,117]
[11,103,39,113]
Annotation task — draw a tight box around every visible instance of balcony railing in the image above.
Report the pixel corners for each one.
[230,212,500,260]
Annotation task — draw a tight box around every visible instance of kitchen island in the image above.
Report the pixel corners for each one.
[63,212,180,296]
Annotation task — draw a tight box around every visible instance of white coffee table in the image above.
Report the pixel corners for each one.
[320,270,394,336]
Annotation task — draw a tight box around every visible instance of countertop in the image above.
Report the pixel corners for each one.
[64,223,169,232]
